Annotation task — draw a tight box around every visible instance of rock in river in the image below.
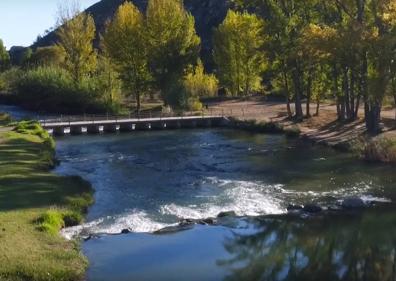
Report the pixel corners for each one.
[341,197,366,209]
[217,211,237,218]
[303,204,323,213]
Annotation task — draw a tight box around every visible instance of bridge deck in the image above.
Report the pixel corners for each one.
[40,115,224,128]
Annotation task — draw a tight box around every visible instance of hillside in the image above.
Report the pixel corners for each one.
[32,0,232,67]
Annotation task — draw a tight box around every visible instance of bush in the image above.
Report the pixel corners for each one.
[183,61,218,98]
[0,67,23,93]
[284,125,301,138]
[15,66,121,114]
[37,209,84,234]
[63,211,83,227]
[37,210,65,235]
[364,136,396,163]
[0,112,11,125]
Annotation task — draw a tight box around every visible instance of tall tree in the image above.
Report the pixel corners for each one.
[213,10,267,97]
[103,2,152,113]
[146,0,200,107]
[0,39,10,72]
[57,12,97,83]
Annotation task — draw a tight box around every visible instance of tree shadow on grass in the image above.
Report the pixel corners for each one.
[0,132,92,212]
[0,174,92,212]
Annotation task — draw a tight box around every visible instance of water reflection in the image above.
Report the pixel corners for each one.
[219,208,396,281]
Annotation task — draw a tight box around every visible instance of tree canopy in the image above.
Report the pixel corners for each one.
[146,0,201,107]
[57,12,97,83]
[214,10,267,97]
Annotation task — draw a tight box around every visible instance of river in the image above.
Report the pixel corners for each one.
[54,129,396,281]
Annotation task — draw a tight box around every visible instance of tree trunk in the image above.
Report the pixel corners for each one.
[332,64,342,120]
[340,96,346,121]
[286,96,293,119]
[342,67,350,120]
[136,92,141,115]
[365,101,382,135]
[306,70,312,118]
[350,70,356,120]
[394,95,396,120]
[292,60,304,121]
[354,94,361,118]
[315,98,320,116]
[283,69,293,118]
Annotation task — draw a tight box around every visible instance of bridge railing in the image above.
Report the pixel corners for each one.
[38,109,226,126]
[37,106,270,126]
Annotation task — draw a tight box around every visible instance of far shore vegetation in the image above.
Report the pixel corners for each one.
[0,117,93,281]
[1,0,396,136]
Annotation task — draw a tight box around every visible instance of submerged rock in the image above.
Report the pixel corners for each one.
[179,219,195,226]
[200,218,217,225]
[154,224,194,235]
[303,204,323,213]
[217,211,237,218]
[341,197,366,209]
[121,229,131,234]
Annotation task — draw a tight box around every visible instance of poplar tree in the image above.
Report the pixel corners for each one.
[146,0,201,107]
[57,12,97,83]
[213,10,267,97]
[103,2,151,113]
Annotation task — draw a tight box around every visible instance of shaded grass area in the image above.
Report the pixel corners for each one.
[229,117,301,137]
[0,122,93,281]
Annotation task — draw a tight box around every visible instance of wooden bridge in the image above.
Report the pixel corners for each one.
[39,112,228,136]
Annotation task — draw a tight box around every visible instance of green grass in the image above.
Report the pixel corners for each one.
[0,123,93,281]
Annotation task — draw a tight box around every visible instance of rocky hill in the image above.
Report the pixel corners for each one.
[33,0,232,67]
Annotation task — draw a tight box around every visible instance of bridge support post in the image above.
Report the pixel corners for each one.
[88,125,104,134]
[104,124,120,133]
[120,123,136,132]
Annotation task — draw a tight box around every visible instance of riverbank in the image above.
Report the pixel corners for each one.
[0,121,93,281]
[207,97,396,163]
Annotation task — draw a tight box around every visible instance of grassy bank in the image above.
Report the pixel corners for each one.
[0,121,93,281]
[229,116,396,164]
[228,117,301,137]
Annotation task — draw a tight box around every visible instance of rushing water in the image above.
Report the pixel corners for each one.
[55,129,394,239]
[51,128,396,281]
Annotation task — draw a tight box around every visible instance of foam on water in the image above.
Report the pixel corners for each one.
[60,177,390,240]
[61,210,174,240]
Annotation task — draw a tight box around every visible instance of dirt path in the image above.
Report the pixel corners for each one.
[205,97,396,146]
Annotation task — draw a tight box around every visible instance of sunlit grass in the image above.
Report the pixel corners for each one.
[0,124,93,281]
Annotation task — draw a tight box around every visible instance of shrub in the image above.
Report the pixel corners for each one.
[63,211,83,227]
[15,66,121,114]
[37,210,65,235]
[284,125,301,138]
[0,112,11,125]
[364,136,396,163]
[0,67,23,92]
[183,61,218,98]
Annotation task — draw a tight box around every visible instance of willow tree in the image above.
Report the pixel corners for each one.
[146,0,201,107]
[213,10,266,97]
[0,39,10,72]
[57,12,97,83]
[103,2,151,113]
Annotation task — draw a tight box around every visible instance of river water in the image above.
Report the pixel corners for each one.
[53,129,396,281]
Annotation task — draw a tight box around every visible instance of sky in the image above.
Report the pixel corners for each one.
[0,0,100,49]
